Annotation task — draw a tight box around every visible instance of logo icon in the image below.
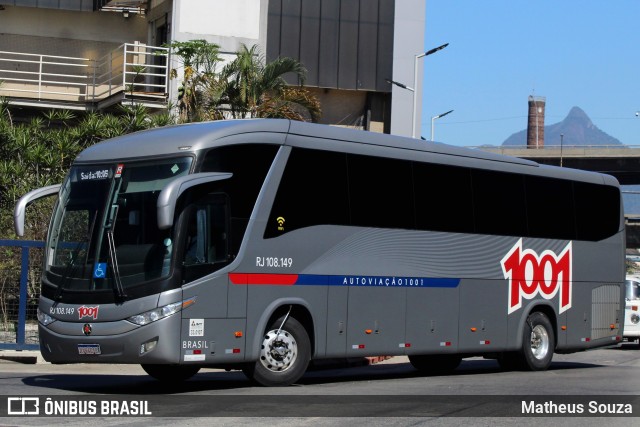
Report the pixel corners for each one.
[7,397,40,415]
[501,239,572,314]
[93,263,106,279]
[78,305,99,320]
[276,216,285,231]
[115,163,124,178]
[82,323,92,336]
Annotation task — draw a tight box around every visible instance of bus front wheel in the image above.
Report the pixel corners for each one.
[141,364,200,382]
[243,315,311,387]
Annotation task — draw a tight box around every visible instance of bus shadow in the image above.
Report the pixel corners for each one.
[21,370,254,394]
[299,358,603,386]
[21,357,605,394]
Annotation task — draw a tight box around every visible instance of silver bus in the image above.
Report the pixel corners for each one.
[15,119,625,386]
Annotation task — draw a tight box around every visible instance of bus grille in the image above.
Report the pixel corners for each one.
[591,284,621,340]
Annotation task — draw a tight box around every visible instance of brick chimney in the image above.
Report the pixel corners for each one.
[527,96,546,148]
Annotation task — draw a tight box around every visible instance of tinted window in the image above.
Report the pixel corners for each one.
[265,147,620,242]
[201,144,279,252]
[526,175,576,239]
[413,162,474,233]
[574,181,620,241]
[266,148,349,238]
[201,144,279,218]
[182,193,231,283]
[472,169,527,236]
[347,154,414,229]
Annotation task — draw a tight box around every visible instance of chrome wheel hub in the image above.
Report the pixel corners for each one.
[530,324,550,360]
[259,329,297,372]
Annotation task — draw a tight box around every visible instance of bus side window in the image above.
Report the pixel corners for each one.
[182,193,231,282]
[184,208,208,265]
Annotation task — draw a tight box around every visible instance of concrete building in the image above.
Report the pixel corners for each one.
[0,0,425,136]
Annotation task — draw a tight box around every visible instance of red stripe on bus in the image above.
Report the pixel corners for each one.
[229,273,298,286]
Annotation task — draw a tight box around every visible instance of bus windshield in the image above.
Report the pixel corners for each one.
[45,158,192,299]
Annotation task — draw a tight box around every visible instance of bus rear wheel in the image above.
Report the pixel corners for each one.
[523,312,554,370]
[243,315,310,387]
[141,364,200,382]
[499,311,554,371]
[408,354,461,374]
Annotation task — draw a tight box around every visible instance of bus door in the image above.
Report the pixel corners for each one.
[178,192,248,361]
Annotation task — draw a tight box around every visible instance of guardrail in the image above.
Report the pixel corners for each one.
[0,43,169,109]
[0,240,43,351]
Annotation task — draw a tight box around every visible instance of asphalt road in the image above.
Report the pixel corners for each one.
[0,342,638,426]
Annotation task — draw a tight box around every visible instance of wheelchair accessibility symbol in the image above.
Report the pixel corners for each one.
[93,263,107,279]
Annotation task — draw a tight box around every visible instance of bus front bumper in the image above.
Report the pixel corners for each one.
[38,315,181,364]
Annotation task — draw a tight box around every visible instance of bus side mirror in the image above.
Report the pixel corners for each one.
[14,184,61,237]
[156,172,232,230]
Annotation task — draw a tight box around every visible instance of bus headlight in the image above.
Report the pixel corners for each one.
[126,297,196,326]
[37,308,56,326]
[631,313,640,325]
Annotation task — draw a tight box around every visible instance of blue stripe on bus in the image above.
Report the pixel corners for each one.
[295,274,460,288]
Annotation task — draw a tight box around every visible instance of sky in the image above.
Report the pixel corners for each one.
[420,1,640,147]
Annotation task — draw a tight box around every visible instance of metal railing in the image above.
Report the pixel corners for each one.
[0,43,169,109]
[0,240,43,351]
[0,51,92,101]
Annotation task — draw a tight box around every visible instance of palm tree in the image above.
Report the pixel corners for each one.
[168,41,321,122]
[213,44,321,122]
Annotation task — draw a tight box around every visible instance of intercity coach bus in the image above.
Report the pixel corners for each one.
[15,119,625,386]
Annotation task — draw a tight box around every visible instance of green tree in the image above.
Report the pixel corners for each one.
[168,41,321,122]
[167,39,224,123]
[0,101,175,332]
[218,44,321,122]
[0,103,175,241]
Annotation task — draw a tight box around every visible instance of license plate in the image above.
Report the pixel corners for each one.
[77,344,101,355]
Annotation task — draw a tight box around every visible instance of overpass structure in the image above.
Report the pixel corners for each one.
[476,145,640,249]
[476,145,640,185]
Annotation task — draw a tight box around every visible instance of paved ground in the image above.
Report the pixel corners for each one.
[0,349,44,365]
[0,349,402,374]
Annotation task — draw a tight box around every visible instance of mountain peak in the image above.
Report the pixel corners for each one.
[566,106,591,124]
[502,106,622,147]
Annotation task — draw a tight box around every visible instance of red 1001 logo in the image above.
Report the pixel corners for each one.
[501,239,572,314]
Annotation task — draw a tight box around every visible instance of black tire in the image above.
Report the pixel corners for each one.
[408,354,461,374]
[244,315,310,387]
[141,364,200,382]
[499,311,554,371]
[522,312,554,370]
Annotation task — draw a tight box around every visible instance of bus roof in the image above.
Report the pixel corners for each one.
[75,119,292,163]
[74,119,617,185]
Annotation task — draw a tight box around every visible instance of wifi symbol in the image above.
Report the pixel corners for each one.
[276,216,285,231]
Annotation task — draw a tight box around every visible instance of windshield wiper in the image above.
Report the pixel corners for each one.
[104,202,127,301]
[106,228,127,301]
